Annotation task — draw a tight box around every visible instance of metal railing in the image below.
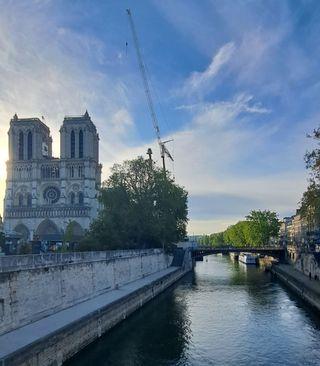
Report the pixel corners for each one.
[0,249,163,273]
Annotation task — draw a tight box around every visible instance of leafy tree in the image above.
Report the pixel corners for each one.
[200,232,225,247]
[209,232,225,247]
[81,157,188,251]
[305,127,320,181]
[245,210,280,246]
[209,210,280,248]
[300,182,320,232]
[300,129,320,232]
[224,221,248,247]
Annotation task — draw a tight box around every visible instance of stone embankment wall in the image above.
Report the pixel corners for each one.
[271,264,320,312]
[295,253,320,280]
[0,249,171,336]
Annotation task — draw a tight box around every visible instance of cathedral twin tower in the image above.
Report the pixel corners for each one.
[3,111,102,243]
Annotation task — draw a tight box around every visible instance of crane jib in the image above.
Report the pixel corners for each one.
[126,8,174,171]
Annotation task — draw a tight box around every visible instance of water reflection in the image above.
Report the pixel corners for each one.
[67,255,320,366]
[65,275,192,366]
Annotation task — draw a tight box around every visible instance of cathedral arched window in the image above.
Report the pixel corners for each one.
[18,131,24,160]
[27,131,32,160]
[71,130,75,158]
[70,192,75,205]
[79,130,83,158]
[18,193,23,207]
[27,193,32,207]
[78,192,84,205]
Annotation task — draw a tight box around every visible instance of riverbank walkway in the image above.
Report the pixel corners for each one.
[0,266,179,362]
[272,264,320,312]
[274,264,320,295]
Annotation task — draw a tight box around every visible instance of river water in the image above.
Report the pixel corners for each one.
[66,255,320,366]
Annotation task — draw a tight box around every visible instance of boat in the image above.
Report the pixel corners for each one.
[239,252,257,265]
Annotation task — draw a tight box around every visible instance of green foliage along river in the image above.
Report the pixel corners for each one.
[66,255,320,366]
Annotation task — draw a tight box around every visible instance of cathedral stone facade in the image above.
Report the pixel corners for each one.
[3,111,102,242]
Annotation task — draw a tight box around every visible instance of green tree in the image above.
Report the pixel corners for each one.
[217,210,280,248]
[300,129,320,232]
[209,232,225,247]
[200,232,225,247]
[223,222,248,247]
[81,157,188,251]
[300,182,320,232]
[245,210,280,246]
[305,127,320,182]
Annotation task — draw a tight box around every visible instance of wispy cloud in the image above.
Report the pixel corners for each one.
[182,42,235,95]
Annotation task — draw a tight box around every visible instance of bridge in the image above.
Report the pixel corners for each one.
[192,247,286,261]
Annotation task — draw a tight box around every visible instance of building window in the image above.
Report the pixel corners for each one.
[71,130,75,158]
[18,193,23,207]
[27,193,32,207]
[79,130,83,158]
[27,131,32,160]
[41,165,60,179]
[70,192,75,205]
[18,131,24,160]
[78,192,84,205]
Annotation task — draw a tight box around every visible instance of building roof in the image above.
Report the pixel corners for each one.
[10,114,50,132]
[63,110,91,122]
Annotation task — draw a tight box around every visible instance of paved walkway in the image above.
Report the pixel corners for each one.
[0,266,179,360]
[275,264,320,295]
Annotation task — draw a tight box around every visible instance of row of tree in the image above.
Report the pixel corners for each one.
[200,210,280,248]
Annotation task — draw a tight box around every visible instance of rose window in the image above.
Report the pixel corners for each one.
[43,186,60,204]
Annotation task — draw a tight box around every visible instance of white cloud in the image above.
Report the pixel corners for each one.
[183,42,235,95]
[110,108,134,135]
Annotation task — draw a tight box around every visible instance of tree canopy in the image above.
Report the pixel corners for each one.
[300,129,320,229]
[80,157,188,251]
[200,210,280,248]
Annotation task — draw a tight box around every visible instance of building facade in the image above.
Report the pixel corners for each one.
[279,216,294,245]
[3,112,101,242]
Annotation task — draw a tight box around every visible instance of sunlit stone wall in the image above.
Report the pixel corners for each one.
[0,250,171,335]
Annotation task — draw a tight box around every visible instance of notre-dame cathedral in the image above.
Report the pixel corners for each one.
[3,111,102,243]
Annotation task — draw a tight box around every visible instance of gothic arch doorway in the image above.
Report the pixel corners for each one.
[35,219,62,241]
[64,221,84,242]
[14,224,30,242]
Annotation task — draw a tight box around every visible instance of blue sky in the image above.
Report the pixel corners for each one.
[0,0,319,233]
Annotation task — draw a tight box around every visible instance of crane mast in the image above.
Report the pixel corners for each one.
[126,8,173,172]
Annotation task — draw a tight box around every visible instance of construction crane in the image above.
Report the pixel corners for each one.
[126,8,173,173]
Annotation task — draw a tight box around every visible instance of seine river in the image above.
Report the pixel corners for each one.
[67,255,320,366]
